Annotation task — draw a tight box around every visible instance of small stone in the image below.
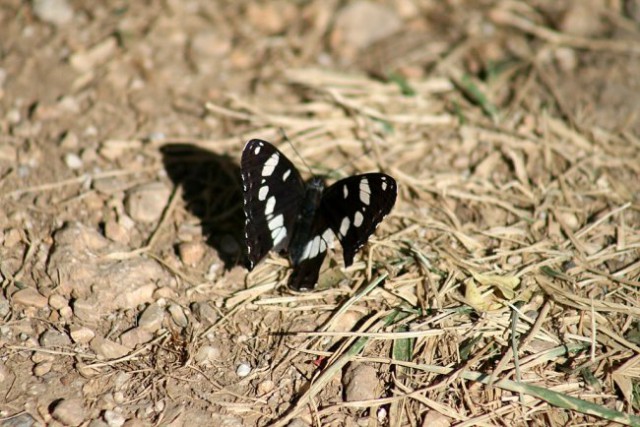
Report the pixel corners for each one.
[236,362,251,378]
[34,361,53,376]
[0,362,11,382]
[89,420,110,427]
[39,329,72,347]
[70,325,95,344]
[32,351,54,364]
[257,380,275,396]
[3,228,22,247]
[558,0,606,37]
[342,363,379,402]
[125,182,172,223]
[0,295,9,317]
[64,152,83,170]
[103,409,126,427]
[178,241,205,266]
[333,311,362,332]
[60,131,79,149]
[48,294,68,310]
[91,336,131,359]
[13,288,48,308]
[191,302,219,325]
[168,304,188,328]
[194,345,221,365]
[331,1,402,58]
[99,139,143,161]
[33,0,74,26]
[59,305,73,319]
[51,398,86,426]
[246,2,295,35]
[70,37,118,72]
[73,298,102,323]
[138,303,164,332]
[119,327,154,348]
[421,410,451,427]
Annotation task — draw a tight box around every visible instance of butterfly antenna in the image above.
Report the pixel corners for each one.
[279,128,314,176]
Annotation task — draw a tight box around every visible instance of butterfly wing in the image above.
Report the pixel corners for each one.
[288,218,334,292]
[241,139,305,269]
[319,173,397,267]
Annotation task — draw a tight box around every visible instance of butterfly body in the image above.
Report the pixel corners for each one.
[241,139,396,291]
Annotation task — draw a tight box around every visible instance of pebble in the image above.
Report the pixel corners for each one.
[103,410,126,427]
[34,361,53,376]
[70,37,118,72]
[342,363,379,402]
[88,420,110,427]
[99,139,143,161]
[32,0,74,26]
[70,325,95,343]
[104,220,130,243]
[257,380,275,396]
[246,2,295,35]
[190,31,231,72]
[13,288,48,308]
[421,410,451,427]
[236,363,251,378]
[286,419,309,427]
[119,327,154,348]
[3,228,22,247]
[177,241,205,266]
[191,302,219,325]
[0,363,10,382]
[91,336,131,359]
[194,345,221,365]
[51,398,86,426]
[138,303,164,332]
[39,329,72,347]
[3,414,38,427]
[73,298,102,323]
[64,152,83,170]
[0,295,10,317]
[168,304,188,328]
[125,182,172,223]
[558,0,606,37]
[48,294,68,310]
[331,1,401,56]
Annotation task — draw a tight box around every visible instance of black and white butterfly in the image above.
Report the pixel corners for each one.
[241,139,397,291]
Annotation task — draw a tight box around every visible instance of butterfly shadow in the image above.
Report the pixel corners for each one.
[161,143,245,269]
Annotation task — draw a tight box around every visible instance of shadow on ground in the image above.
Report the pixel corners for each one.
[161,143,246,269]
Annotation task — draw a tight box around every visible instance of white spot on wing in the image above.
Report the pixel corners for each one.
[268,214,283,231]
[272,227,287,247]
[254,145,261,155]
[310,236,322,258]
[343,185,348,199]
[265,196,276,216]
[354,211,364,227]
[381,181,387,191]
[339,217,350,236]
[258,186,269,201]
[359,178,370,205]
[283,169,291,181]
[322,229,334,248]
[262,153,279,176]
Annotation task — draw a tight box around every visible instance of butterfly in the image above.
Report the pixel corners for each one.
[241,139,397,291]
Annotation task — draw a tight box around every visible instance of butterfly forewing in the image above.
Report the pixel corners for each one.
[241,139,305,269]
[319,173,397,267]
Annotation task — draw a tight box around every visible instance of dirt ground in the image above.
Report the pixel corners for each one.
[1,1,640,426]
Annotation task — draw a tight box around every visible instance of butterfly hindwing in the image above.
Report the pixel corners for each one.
[319,173,397,267]
[241,139,305,269]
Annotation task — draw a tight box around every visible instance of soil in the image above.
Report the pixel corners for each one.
[1,1,639,426]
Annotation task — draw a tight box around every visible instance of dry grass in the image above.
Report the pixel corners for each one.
[195,52,640,424]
